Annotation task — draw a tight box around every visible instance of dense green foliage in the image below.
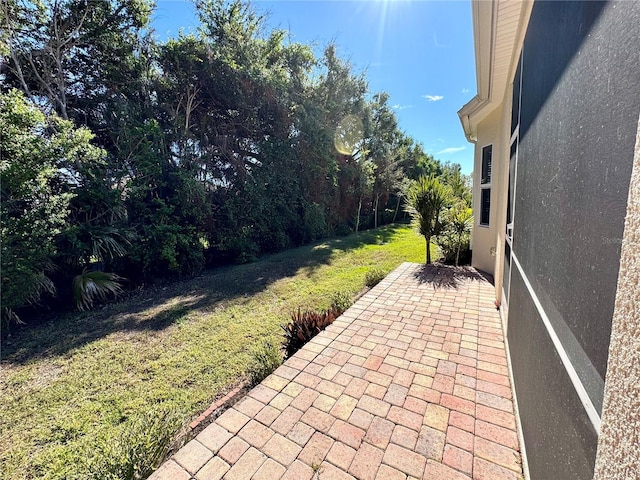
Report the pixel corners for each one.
[1,0,471,324]
[0,90,126,326]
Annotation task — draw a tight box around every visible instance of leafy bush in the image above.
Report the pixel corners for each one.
[365,268,387,288]
[333,223,353,237]
[282,307,341,358]
[302,202,329,242]
[437,205,473,266]
[125,223,204,279]
[330,290,353,313]
[0,89,126,328]
[218,226,260,264]
[84,407,182,480]
[248,339,283,385]
[437,230,472,265]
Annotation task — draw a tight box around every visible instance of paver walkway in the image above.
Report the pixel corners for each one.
[150,262,524,480]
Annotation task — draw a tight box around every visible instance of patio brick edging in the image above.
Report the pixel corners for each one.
[188,384,248,431]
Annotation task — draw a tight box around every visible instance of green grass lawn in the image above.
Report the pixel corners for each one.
[0,224,429,479]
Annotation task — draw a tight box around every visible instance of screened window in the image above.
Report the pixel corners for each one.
[481,145,492,184]
[480,188,491,226]
[479,144,492,226]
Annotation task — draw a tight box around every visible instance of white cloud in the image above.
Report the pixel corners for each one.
[437,146,466,155]
[462,88,470,95]
[392,104,412,110]
[423,95,444,102]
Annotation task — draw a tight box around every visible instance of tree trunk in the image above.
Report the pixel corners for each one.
[374,194,379,229]
[355,194,363,233]
[392,195,401,223]
[426,236,431,264]
[455,232,461,266]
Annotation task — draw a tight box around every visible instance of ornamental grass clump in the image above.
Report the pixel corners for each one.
[330,290,354,312]
[365,268,387,288]
[247,339,283,385]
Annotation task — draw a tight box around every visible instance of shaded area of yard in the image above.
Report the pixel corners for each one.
[0,224,428,480]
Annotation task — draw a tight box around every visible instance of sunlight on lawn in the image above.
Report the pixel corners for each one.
[0,224,426,480]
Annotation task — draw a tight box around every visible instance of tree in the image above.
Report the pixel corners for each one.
[441,162,472,207]
[365,93,404,228]
[405,175,453,264]
[2,0,152,122]
[0,89,124,326]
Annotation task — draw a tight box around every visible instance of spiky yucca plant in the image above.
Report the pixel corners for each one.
[405,175,454,264]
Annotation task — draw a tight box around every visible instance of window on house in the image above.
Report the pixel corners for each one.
[480,188,491,226]
[480,144,492,226]
[481,145,492,184]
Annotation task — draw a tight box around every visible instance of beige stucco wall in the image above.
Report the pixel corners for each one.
[593,117,640,479]
[492,84,515,306]
[471,107,503,276]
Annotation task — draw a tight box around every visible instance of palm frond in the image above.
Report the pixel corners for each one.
[2,307,24,325]
[73,270,124,311]
[12,270,57,307]
[405,175,454,236]
[89,227,133,261]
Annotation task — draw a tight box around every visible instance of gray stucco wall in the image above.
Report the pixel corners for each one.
[506,1,640,478]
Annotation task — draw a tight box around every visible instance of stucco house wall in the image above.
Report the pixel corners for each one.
[470,107,501,275]
[459,1,640,478]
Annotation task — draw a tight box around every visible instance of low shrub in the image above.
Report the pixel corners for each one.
[84,407,182,480]
[282,307,341,358]
[247,339,283,385]
[333,223,353,237]
[330,290,353,314]
[365,268,387,288]
[437,230,472,266]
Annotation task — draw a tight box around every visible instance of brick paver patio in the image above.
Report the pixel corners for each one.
[150,262,524,480]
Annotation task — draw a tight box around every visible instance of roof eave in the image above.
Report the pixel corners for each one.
[458,0,534,144]
[458,95,485,143]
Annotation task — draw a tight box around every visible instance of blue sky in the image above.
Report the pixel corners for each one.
[153,1,476,173]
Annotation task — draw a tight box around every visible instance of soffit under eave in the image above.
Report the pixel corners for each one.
[459,0,533,142]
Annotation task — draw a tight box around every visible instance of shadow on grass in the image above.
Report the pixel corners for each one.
[412,263,493,290]
[3,224,406,365]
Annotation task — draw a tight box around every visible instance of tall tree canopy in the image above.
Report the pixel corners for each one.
[1,0,470,326]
